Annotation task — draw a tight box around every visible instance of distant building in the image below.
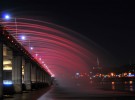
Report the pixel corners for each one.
[92,57,102,75]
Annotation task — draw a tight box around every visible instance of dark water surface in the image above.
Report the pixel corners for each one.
[4,82,135,100]
[99,81,135,92]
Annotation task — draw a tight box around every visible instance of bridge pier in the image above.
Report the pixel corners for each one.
[31,65,37,89]
[0,26,52,98]
[0,42,3,99]
[12,53,22,93]
[36,67,40,88]
[24,61,31,91]
[43,71,45,84]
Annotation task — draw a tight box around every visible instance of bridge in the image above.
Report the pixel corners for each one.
[0,18,134,100]
[0,25,52,99]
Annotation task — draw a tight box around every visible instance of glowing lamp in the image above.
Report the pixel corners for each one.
[3,60,12,65]
[21,36,26,40]
[30,47,33,50]
[5,14,10,20]
[76,73,79,76]
[3,80,13,85]
[51,74,55,77]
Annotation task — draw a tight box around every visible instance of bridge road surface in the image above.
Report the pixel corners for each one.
[4,85,135,100]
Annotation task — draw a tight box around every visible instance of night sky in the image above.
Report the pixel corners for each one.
[1,0,135,66]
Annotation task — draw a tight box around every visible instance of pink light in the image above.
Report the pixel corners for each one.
[1,17,109,81]
[30,47,33,50]
[51,74,55,77]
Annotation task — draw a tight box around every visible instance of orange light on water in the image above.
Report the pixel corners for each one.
[112,81,115,85]
[129,81,133,84]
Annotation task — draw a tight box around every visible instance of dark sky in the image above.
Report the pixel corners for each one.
[1,0,135,66]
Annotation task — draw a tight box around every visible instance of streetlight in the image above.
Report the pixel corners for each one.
[30,47,33,50]
[21,35,26,40]
[3,14,17,38]
[4,14,10,20]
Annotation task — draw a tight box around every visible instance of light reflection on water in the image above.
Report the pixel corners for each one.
[111,81,115,90]
[100,81,135,92]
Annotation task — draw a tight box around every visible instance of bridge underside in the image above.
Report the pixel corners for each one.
[0,26,52,99]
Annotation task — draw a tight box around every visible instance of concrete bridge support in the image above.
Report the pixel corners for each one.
[24,61,31,91]
[43,71,45,84]
[12,53,22,93]
[37,67,40,83]
[0,42,3,98]
[36,67,41,88]
[31,65,37,83]
[31,65,37,89]
[44,73,47,85]
[40,68,43,83]
[42,70,44,86]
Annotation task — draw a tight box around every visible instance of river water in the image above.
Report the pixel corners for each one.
[97,81,135,92]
